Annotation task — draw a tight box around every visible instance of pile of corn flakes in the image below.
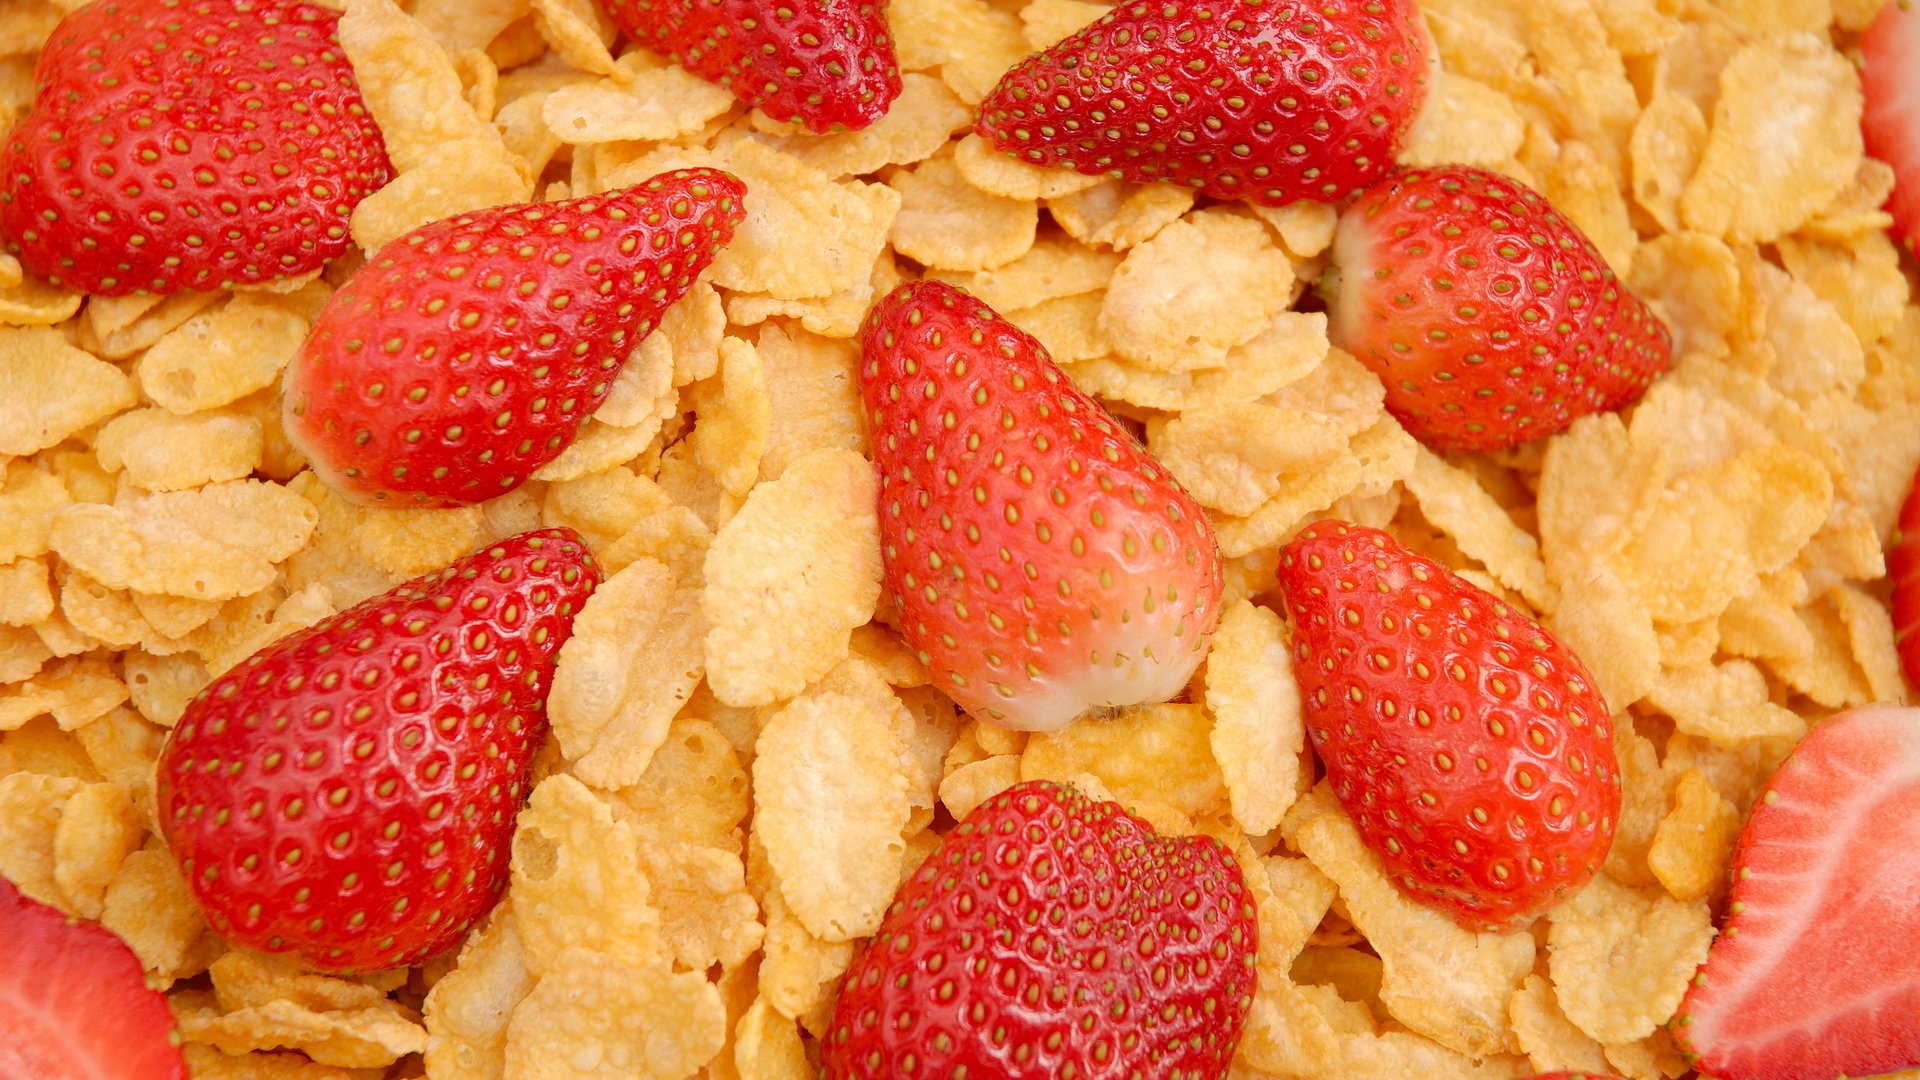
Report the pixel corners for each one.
[0,0,1915,1075]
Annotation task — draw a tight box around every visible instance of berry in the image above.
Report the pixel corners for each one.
[1891,462,1920,689]
[1862,0,1920,255]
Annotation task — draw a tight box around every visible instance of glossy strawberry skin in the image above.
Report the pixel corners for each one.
[1861,0,1920,254]
[1672,705,1920,1080]
[1328,166,1673,453]
[0,0,391,296]
[282,169,745,508]
[0,878,188,1080]
[1893,463,1920,689]
[823,780,1258,1080]
[976,0,1430,206]
[1277,522,1620,932]
[155,529,599,974]
[597,0,901,132]
[858,281,1224,732]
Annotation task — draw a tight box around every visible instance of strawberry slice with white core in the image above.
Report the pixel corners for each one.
[1862,0,1920,254]
[1673,705,1920,1080]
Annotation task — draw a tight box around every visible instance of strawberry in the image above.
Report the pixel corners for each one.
[823,780,1258,1080]
[282,169,745,508]
[0,0,391,296]
[1893,462,1920,688]
[1863,0,1920,255]
[1277,521,1620,932]
[0,877,188,1080]
[596,0,901,133]
[975,0,1431,206]
[1327,165,1672,453]
[1672,705,1920,1080]
[155,528,599,973]
[858,281,1224,732]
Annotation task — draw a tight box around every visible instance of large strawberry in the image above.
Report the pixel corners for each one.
[156,529,599,973]
[1895,463,1920,688]
[1277,521,1620,931]
[1327,165,1672,453]
[1672,705,1920,1080]
[0,878,188,1080]
[858,281,1224,732]
[1863,0,1920,254]
[975,0,1430,206]
[823,780,1257,1080]
[597,0,901,132]
[282,169,744,508]
[0,0,391,296]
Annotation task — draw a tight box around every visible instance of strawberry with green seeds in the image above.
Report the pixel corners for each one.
[1862,0,1920,254]
[156,529,599,973]
[0,0,392,295]
[1892,462,1920,689]
[1327,165,1672,453]
[858,280,1224,732]
[282,169,745,508]
[823,780,1258,1079]
[976,0,1431,206]
[1278,521,1620,931]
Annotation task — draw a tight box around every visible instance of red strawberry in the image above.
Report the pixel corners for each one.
[823,780,1258,1080]
[1327,165,1672,453]
[0,0,391,296]
[1672,705,1920,1080]
[975,0,1430,206]
[1277,521,1620,931]
[858,281,1224,732]
[155,528,600,973]
[1863,0,1920,255]
[596,0,901,133]
[282,169,745,508]
[1894,463,1920,688]
[0,877,188,1080]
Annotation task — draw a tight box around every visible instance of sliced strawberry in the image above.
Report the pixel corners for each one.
[0,0,391,295]
[1893,461,1920,690]
[858,281,1224,732]
[156,529,600,973]
[282,169,745,508]
[1673,705,1920,1080]
[596,0,901,132]
[1277,521,1620,931]
[823,780,1258,1079]
[1327,165,1672,453]
[1863,0,1920,255]
[975,0,1431,206]
[0,877,188,1080]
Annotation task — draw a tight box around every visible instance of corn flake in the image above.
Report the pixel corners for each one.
[95,408,264,492]
[1509,973,1612,1075]
[1646,767,1739,903]
[501,946,725,1079]
[423,903,535,1080]
[101,845,212,983]
[50,480,319,602]
[1546,874,1715,1045]
[1399,72,1527,170]
[1099,211,1294,371]
[889,153,1038,272]
[1203,601,1304,834]
[511,775,664,974]
[0,327,134,457]
[772,73,972,178]
[691,337,772,498]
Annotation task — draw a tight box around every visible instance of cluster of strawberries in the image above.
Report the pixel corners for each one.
[2,0,1917,1078]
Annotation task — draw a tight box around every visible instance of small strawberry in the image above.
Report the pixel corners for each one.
[1863,0,1920,254]
[0,0,392,296]
[823,780,1258,1080]
[0,877,188,1080]
[156,528,599,973]
[282,169,745,508]
[1672,705,1920,1080]
[1893,463,1920,688]
[596,0,901,133]
[1277,521,1620,931]
[1327,165,1672,453]
[858,281,1224,732]
[975,0,1430,206]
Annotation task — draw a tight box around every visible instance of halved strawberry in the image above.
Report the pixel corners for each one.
[0,877,188,1080]
[1862,0,1920,254]
[1672,705,1920,1080]
[1893,463,1920,689]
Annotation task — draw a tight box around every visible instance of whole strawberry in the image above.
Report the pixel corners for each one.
[0,0,391,295]
[859,281,1223,732]
[1673,705,1920,1080]
[282,169,744,508]
[823,780,1257,1080]
[156,529,599,973]
[1278,522,1619,931]
[597,0,901,132]
[1327,165,1672,453]
[1893,463,1920,688]
[975,0,1430,206]
[0,878,187,1080]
